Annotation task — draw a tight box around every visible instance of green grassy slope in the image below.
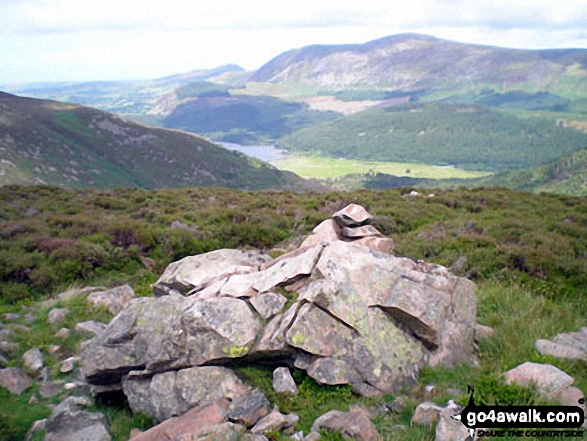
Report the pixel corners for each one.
[475,148,587,195]
[0,92,317,191]
[277,104,587,171]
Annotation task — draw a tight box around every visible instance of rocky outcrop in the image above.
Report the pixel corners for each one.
[81,204,477,434]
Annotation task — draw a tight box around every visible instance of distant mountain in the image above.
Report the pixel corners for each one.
[0,92,317,191]
[250,34,587,101]
[3,65,247,116]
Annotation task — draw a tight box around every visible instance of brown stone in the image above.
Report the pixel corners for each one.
[0,368,31,394]
[131,399,229,441]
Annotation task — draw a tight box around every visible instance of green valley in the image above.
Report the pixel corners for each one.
[276,104,587,171]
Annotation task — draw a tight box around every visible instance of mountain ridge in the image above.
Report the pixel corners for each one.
[249,33,587,96]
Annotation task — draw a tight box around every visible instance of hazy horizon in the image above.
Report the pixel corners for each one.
[2,0,587,85]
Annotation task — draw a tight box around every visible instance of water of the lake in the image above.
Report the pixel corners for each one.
[218,142,288,163]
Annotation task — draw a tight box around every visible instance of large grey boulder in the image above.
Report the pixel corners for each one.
[122,366,250,422]
[82,294,261,385]
[45,396,111,441]
[86,285,135,315]
[152,249,271,296]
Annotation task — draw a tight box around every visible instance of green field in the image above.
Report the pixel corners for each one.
[271,155,493,179]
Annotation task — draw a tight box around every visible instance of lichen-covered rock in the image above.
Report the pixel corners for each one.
[86,285,135,315]
[250,292,287,319]
[152,249,271,296]
[122,366,249,422]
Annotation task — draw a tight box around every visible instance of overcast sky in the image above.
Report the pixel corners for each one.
[1,0,587,85]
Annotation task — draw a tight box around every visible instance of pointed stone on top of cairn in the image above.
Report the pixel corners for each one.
[332,204,373,227]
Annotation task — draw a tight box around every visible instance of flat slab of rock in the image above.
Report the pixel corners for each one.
[311,406,381,441]
[340,225,383,239]
[332,204,373,227]
[535,328,587,361]
[504,362,574,398]
[0,368,32,394]
[123,366,249,422]
[535,339,586,361]
[252,245,324,293]
[153,249,270,296]
[132,399,229,441]
[87,285,135,315]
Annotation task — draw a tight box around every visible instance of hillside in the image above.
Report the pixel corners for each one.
[250,34,587,101]
[277,103,587,171]
[475,148,587,195]
[149,81,341,144]
[0,92,317,191]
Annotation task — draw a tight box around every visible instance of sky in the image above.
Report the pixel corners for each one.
[1,0,587,85]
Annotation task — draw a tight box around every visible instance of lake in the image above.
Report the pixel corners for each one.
[218,142,289,163]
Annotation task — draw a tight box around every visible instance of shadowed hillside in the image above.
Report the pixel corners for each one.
[0,92,318,191]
